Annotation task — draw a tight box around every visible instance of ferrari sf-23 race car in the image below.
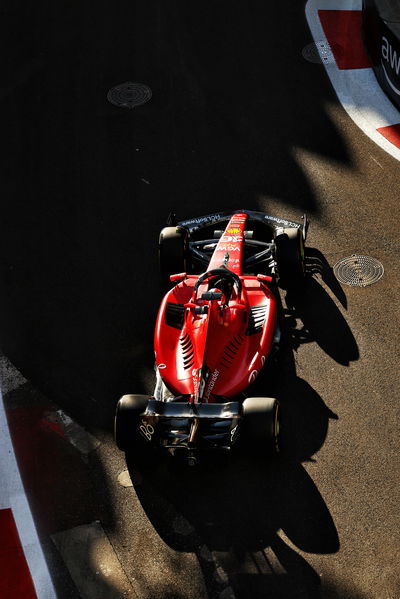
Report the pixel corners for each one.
[115,210,308,464]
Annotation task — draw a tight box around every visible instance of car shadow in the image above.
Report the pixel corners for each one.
[127,408,339,599]
[126,256,359,598]
[305,249,347,309]
[283,252,359,366]
[128,444,339,598]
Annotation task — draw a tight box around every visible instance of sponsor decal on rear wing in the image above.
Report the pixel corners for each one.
[178,210,305,236]
[178,212,228,231]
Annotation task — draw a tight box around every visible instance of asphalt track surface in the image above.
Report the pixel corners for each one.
[1,2,399,598]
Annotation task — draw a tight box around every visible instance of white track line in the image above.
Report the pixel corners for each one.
[54,409,101,455]
[0,354,27,393]
[0,387,56,599]
[306,0,400,161]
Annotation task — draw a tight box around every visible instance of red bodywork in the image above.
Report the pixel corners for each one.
[154,213,277,403]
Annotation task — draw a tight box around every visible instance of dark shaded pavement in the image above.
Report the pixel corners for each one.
[0,1,350,424]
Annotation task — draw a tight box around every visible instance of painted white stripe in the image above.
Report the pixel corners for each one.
[310,0,359,6]
[0,388,56,599]
[55,409,100,454]
[0,354,27,394]
[306,0,400,160]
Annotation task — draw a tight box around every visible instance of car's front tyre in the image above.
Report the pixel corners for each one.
[275,227,305,289]
[159,226,189,288]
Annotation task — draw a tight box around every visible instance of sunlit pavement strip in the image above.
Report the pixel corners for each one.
[52,521,137,598]
[0,388,56,598]
[306,0,400,160]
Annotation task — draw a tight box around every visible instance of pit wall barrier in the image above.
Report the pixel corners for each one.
[363,0,400,110]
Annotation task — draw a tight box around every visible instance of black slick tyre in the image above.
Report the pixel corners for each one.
[275,228,305,289]
[241,397,280,454]
[159,226,188,287]
[114,394,150,451]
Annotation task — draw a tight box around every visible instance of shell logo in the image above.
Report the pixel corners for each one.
[227,227,241,234]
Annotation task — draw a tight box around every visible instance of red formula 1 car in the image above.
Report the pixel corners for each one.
[115,210,308,464]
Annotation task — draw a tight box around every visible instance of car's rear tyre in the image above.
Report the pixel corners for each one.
[241,397,280,453]
[114,394,150,451]
[159,226,189,287]
[275,228,305,289]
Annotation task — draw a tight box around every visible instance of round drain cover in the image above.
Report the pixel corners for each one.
[107,82,152,108]
[333,255,384,287]
[302,41,335,64]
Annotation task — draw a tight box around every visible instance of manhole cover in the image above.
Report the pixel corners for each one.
[107,82,152,108]
[333,255,384,287]
[302,41,335,64]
